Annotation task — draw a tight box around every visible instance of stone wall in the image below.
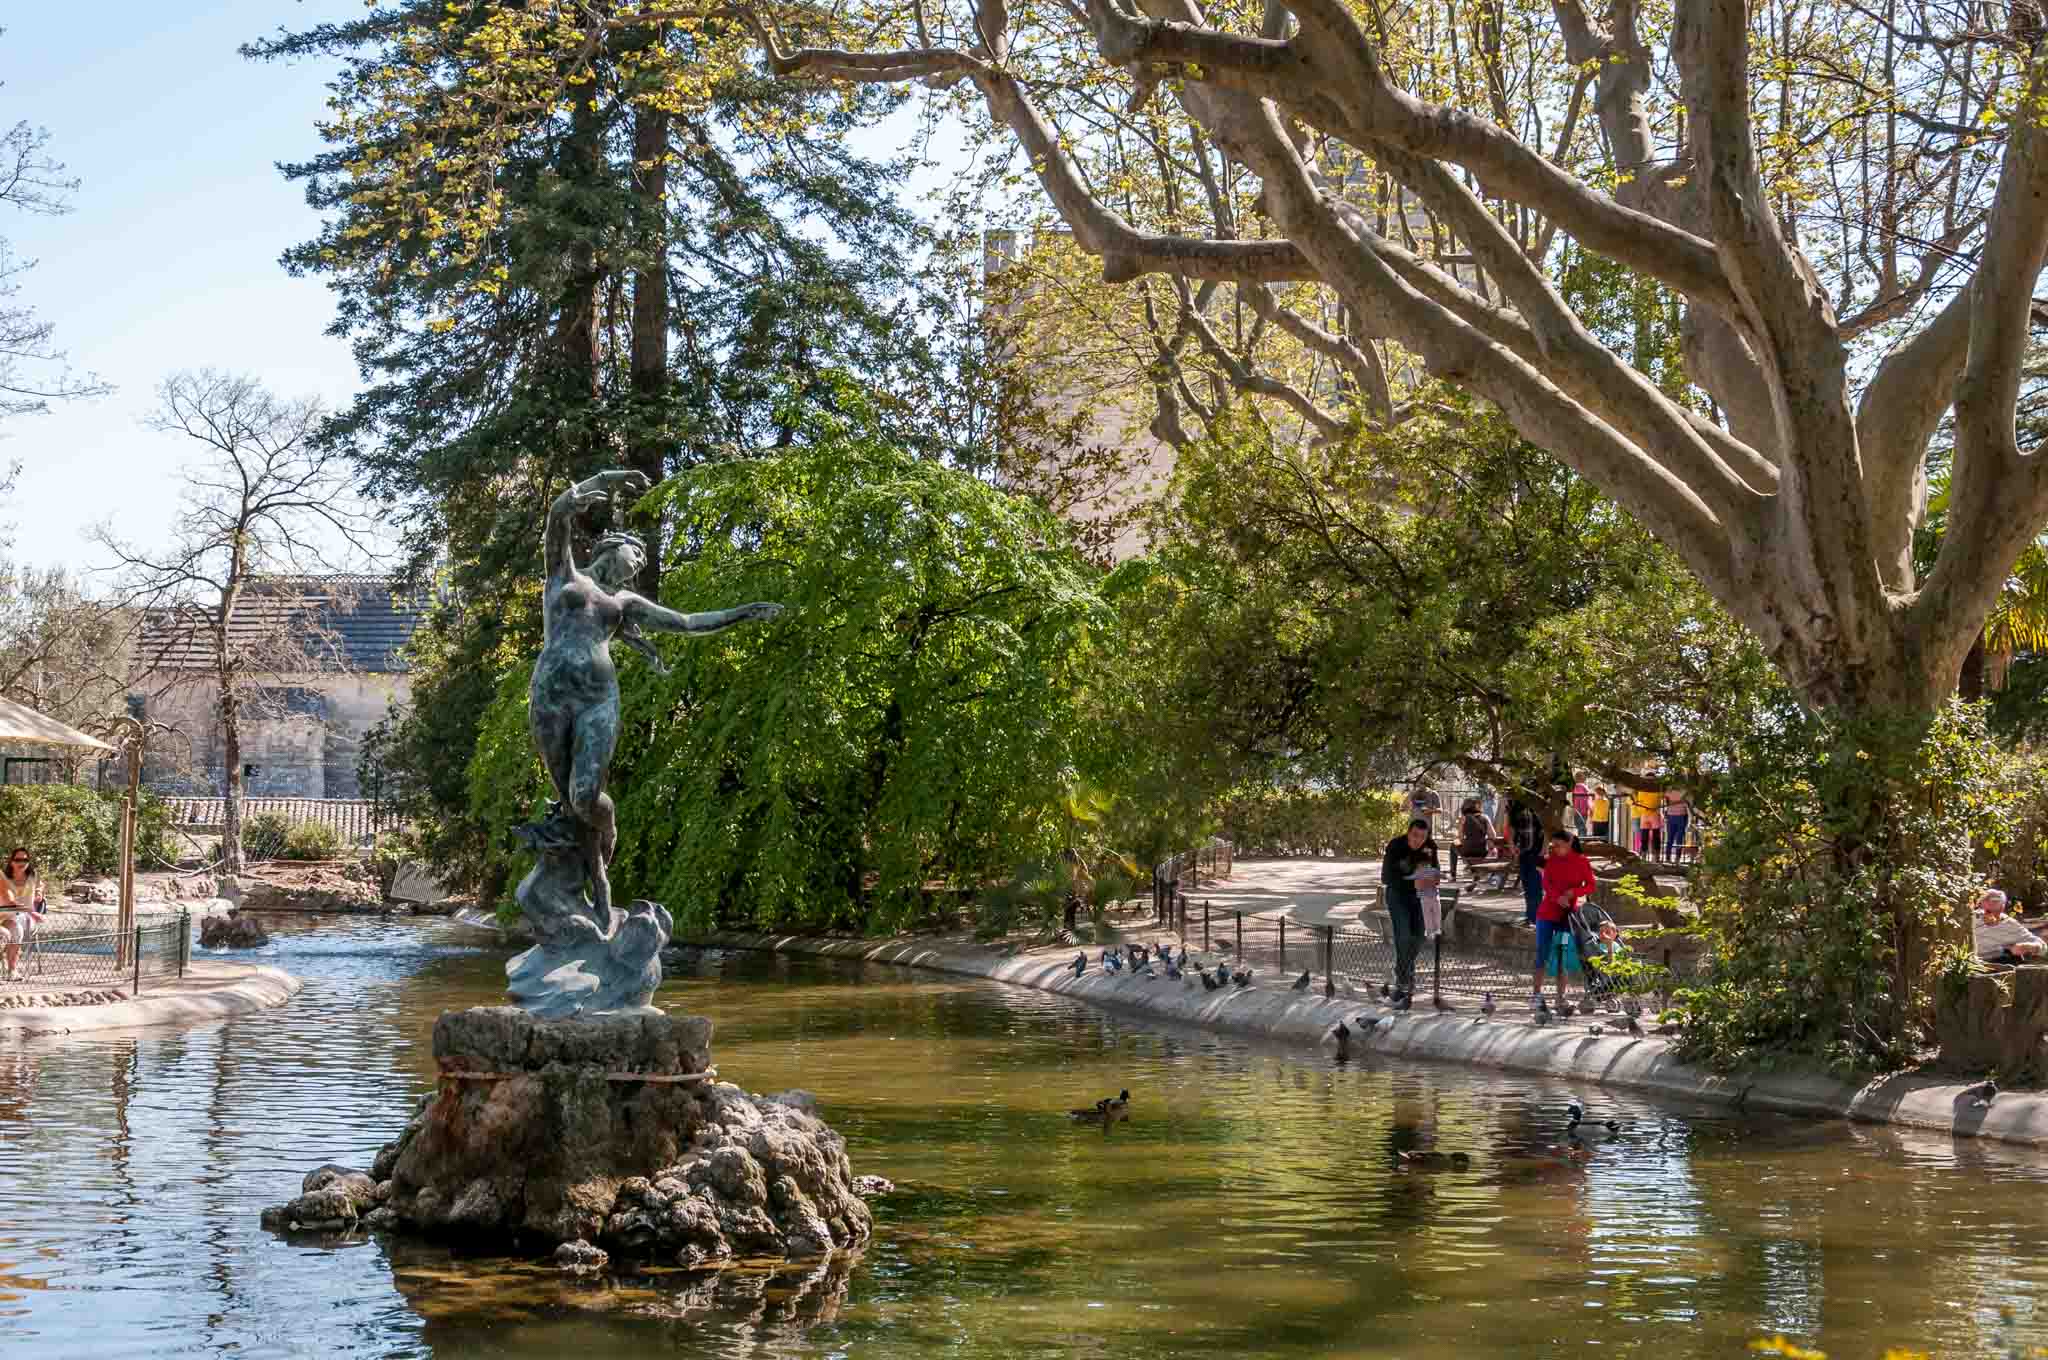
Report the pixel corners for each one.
[135,673,410,799]
[1935,965,2048,1082]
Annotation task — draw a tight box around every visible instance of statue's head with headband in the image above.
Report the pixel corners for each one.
[588,530,648,590]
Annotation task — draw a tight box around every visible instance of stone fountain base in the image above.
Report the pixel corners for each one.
[261,1005,873,1266]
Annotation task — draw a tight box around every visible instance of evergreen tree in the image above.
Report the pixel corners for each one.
[248,4,974,879]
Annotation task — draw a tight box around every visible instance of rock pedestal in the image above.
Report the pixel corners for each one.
[262,1006,873,1268]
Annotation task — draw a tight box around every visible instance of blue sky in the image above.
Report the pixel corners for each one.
[4,3,366,571]
[2,7,974,575]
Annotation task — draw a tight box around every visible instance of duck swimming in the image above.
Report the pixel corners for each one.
[1068,1090,1132,1125]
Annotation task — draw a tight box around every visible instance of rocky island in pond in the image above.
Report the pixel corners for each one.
[262,470,866,1271]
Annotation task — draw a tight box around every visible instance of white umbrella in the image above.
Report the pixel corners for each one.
[0,695,116,752]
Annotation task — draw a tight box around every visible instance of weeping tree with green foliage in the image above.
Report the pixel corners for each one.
[464,387,1122,930]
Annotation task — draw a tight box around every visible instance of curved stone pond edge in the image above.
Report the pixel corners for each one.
[0,961,302,1036]
[696,931,2048,1150]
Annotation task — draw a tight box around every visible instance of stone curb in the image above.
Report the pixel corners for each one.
[693,931,2048,1149]
[0,962,303,1036]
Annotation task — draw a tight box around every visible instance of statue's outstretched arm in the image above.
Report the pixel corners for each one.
[545,470,651,581]
[620,595,783,636]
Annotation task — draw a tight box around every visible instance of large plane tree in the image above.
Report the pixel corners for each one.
[328,0,2048,723]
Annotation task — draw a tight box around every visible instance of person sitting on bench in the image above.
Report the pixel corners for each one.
[1973,889,2043,965]
[1457,800,1494,866]
[0,847,46,983]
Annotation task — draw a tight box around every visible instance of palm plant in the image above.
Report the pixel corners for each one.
[1919,462,2048,697]
[1981,542,2048,692]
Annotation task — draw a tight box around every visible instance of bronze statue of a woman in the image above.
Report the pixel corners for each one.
[507,469,779,1018]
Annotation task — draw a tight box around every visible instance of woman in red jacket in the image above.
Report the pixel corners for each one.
[1531,829,1597,1013]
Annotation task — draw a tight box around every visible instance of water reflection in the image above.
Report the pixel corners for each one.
[0,918,2043,1356]
[390,1244,860,1357]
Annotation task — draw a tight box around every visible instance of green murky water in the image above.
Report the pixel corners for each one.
[0,916,2044,1358]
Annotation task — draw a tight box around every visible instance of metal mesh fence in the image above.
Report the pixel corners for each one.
[6,910,190,991]
[1152,838,1234,919]
[1169,895,1694,1015]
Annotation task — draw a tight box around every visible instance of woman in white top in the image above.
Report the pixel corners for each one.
[0,846,44,982]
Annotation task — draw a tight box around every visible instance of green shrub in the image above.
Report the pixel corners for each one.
[281,820,344,860]
[241,814,344,861]
[1676,702,2012,1072]
[1986,746,2048,914]
[243,812,294,861]
[1217,786,1408,858]
[0,784,175,881]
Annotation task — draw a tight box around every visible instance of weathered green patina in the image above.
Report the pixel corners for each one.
[507,470,779,1017]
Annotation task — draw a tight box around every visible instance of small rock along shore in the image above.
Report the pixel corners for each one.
[689,928,2048,1150]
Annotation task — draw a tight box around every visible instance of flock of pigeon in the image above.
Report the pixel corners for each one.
[1066,942,1343,998]
[1065,943,1687,1050]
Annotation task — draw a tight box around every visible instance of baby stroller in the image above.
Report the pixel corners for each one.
[1567,899,1622,1011]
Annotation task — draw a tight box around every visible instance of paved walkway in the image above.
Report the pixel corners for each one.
[0,961,301,1035]
[1185,855,1530,929]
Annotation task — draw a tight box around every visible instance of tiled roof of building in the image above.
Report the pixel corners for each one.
[136,575,427,675]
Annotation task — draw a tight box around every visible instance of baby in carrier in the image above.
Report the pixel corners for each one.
[1574,907,1627,1010]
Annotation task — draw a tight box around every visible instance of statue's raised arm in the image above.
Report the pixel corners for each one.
[545,470,650,582]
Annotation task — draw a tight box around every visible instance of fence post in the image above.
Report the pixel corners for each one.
[1432,935,1442,1005]
[133,924,144,994]
[1554,933,1566,1000]
[179,909,190,978]
[116,795,134,969]
[1323,924,1333,995]
[1203,899,1211,951]
[1235,911,1243,959]
[1279,915,1287,971]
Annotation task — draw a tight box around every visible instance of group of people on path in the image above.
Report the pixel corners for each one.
[1424,779,1695,865]
[1382,810,1628,1013]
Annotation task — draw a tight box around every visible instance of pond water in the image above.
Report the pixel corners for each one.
[1,916,2046,1358]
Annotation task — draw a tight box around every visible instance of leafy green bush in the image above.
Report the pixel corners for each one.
[973,859,1074,940]
[1986,745,2048,914]
[242,814,345,861]
[0,784,175,881]
[1676,703,2012,1072]
[281,820,344,860]
[1217,786,1408,858]
[243,812,294,861]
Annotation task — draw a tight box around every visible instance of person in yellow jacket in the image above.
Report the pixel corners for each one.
[1632,788,1663,857]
